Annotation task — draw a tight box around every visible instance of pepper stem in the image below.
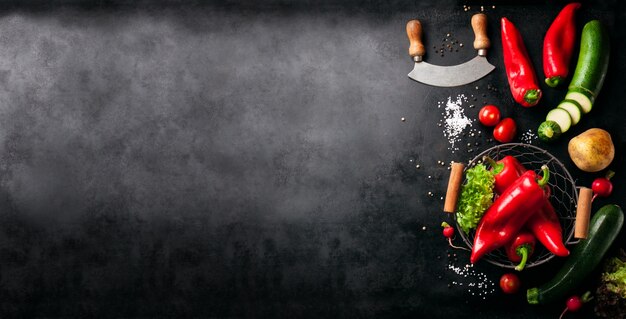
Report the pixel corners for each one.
[538,165,550,187]
[524,89,541,106]
[514,246,529,271]
[606,170,615,180]
[545,76,562,88]
[441,222,450,228]
[482,156,503,174]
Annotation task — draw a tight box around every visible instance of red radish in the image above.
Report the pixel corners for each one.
[499,273,521,294]
[559,292,592,319]
[566,296,583,311]
[443,225,455,238]
[592,170,615,201]
[441,222,469,251]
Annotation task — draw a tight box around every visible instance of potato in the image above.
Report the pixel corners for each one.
[568,128,614,172]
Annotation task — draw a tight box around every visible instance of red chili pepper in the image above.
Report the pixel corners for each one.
[470,166,550,264]
[543,3,581,87]
[526,200,570,257]
[484,156,526,194]
[485,156,570,257]
[505,230,536,271]
[501,17,542,107]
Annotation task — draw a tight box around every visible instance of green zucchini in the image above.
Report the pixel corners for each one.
[537,20,610,142]
[569,20,610,101]
[527,204,624,305]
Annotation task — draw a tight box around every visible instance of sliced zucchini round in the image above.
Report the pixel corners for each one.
[558,101,582,125]
[546,108,572,133]
[565,91,593,114]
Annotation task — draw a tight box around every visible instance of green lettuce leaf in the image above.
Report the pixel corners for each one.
[602,256,626,298]
[456,163,495,233]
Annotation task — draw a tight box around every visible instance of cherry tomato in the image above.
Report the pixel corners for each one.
[493,118,517,143]
[443,226,455,238]
[478,105,501,127]
[499,273,521,294]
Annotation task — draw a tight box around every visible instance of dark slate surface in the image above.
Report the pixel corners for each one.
[0,1,624,318]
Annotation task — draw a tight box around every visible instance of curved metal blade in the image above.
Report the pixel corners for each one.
[408,56,495,87]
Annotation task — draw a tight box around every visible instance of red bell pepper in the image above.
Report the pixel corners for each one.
[505,231,536,271]
[543,3,581,87]
[501,17,542,107]
[484,156,526,194]
[470,166,550,264]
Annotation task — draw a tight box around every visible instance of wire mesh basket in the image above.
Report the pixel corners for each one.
[455,143,578,269]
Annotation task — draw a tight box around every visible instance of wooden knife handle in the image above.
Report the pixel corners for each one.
[575,187,593,239]
[406,20,425,60]
[471,13,490,51]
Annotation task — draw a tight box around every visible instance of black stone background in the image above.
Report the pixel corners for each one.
[0,0,624,318]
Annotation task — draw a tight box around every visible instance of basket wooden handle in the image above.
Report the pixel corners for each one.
[575,187,593,239]
[444,162,465,213]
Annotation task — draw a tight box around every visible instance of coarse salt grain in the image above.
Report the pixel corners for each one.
[439,94,473,153]
[446,261,496,299]
[521,129,538,144]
